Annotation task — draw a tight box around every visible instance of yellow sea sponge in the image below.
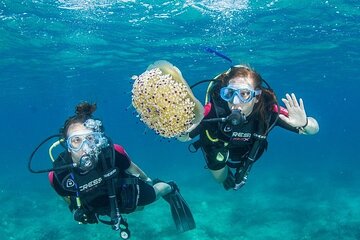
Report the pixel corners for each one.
[132,60,204,138]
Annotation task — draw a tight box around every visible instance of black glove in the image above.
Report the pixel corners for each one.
[73,208,98,224]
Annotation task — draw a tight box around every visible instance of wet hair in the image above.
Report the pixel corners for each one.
[60,102,98,139]
[215,65,278,132]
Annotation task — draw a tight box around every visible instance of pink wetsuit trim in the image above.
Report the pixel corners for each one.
[48,171,54,187]
[114,144,127,155]
[204,103,212,117]
[272,104,289,117]
[114,144,131,166]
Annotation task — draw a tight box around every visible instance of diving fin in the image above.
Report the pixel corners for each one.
[162,181,196,233]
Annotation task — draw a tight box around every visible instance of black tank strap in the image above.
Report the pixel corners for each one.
[100,142,131,239]
[234,137,265,186]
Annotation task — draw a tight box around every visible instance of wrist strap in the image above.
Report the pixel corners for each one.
[302,118,309,128]
[297,118,308,132]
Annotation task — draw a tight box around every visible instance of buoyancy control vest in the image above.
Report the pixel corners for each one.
[51,145,139,215]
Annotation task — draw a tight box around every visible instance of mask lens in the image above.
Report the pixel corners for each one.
[69,135,85,150]
[239,89,252,101]
[220,87,237,101]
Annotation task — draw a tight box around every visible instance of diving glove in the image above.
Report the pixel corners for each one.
[233,168,249,191]
[73,208,98,224]
[233,175,247,190]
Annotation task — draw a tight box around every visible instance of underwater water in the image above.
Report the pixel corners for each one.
[1,0,359,239]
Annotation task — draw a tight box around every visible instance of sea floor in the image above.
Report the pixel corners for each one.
[2,166,359,240]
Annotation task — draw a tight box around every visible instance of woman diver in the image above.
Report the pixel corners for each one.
[29,101,195,239]
[178,65,319,190]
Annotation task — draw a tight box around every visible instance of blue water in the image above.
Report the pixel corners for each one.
[1,0,359,239]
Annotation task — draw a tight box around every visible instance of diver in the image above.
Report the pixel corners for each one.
[28,102,195,239]
[178,64,320,190]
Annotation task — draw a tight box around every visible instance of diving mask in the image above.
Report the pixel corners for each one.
[220,86,261,104]
[67,130,107,152]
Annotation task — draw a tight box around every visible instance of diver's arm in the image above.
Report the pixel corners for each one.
[51,173,78,211]
[176,122,203,142]
[126,162,152,183]
[176,125,198,142]
[176,133,192,142]
[278,93,319,135]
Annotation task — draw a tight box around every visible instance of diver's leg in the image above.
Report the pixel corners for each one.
[133,181,172,211]
[209,166,228,183]
[201,144,229,183]
[152,180,196,232]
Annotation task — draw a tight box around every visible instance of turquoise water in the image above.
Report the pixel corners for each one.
[1,0,359,239]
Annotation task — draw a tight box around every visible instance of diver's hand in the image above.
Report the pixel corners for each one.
[74,208,98,224]
[279,93,307,128]
[176,132,191,142]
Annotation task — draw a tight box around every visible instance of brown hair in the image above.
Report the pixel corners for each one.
[215,66,277,132]
[60,102,97,139]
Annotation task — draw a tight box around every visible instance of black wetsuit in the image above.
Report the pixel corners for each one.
[190,99,299,171]
[51,144,156,219]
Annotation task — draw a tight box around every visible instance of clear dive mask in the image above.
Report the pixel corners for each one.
[220,86,261,104]
[66,130,106,152]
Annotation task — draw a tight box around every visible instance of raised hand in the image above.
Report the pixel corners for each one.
[279,93,307,128]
